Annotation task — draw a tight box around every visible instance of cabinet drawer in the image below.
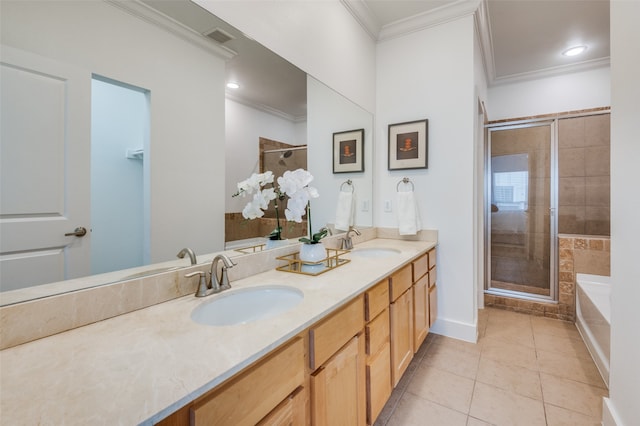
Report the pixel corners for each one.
[428,248,436,270]
[389,264,412,302]
[365,279,389,321]
[412,253,429,281]
[257,386,305,426]
[191,337,304,426]
[429,285,438,327]
[310,296,364,370]
[428,266,437,288]
[366,341,391,425]
[366,307,390,356]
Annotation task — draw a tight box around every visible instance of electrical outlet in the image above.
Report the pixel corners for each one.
[384,200,392,212]
[361,200,369,212]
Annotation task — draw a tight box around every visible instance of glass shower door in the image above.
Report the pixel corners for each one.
[486,122,556,300]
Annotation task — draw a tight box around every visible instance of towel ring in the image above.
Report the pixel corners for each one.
[396,177,414,192]
[340,179,354,192]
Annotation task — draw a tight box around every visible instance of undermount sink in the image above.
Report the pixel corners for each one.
[191,285,304,326]
[350,247,402,258]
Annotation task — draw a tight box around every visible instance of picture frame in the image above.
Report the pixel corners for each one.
[388,119,428,170]
[333,128,364,173]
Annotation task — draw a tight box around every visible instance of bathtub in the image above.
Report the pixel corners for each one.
[575,273,611,387]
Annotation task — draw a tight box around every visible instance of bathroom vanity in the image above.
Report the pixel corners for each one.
[0,237,437,425]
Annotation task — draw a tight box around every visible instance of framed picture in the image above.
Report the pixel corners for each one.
[333,128,364,173]
[388,119,428,170]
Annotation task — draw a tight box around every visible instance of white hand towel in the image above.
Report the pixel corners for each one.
[334,191,355,231]
[397,191,421,235]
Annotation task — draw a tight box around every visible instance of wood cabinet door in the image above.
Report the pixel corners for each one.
[390,289,414,387]
[311,335,366,426]
[413,274,429,353]
[366,341,391,425]
[429,285,438,327]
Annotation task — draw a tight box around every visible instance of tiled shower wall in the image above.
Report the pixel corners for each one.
[558,113,610,236]
[224,213,307,242]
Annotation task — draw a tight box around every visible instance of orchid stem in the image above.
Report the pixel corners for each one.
[307,202,313,241]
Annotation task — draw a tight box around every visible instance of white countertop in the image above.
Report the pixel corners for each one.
[0,239,435,425]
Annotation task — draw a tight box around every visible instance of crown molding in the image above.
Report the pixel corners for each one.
[104,0,236,61]
[378,0,481,41]
[226,93,307,123]
[474,0,495,84]
[340,0,381,41]
[491,57,611,86]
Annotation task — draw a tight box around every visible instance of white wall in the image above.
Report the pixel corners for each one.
[307,76,374,231]
[194,0,376,114]
[1,0,227,263]
[488,67,611,120]
[605,2,640,425]
[376,16,478,342]
[225,98,306,213]
[90,78,146,274]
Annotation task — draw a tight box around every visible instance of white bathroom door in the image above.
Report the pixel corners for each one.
[0,46,92,292]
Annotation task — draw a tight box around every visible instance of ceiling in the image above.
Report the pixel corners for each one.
[139,0,610,117]
[356,0,610,83]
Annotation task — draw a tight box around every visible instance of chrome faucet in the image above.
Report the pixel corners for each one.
[177,247,197,265]
[209,254,237,293]
[341,226,361,250]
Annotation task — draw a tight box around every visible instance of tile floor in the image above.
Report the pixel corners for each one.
[374,307,608,426]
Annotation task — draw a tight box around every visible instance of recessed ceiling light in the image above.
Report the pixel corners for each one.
[562,45,587,57]
[226,82,240,89]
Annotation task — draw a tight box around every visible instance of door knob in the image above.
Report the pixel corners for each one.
[65,227,87,237]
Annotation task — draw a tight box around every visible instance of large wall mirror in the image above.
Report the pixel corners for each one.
[0,0,373,305]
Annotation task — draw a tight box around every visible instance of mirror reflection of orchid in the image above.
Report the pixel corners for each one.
[233,169,319,240]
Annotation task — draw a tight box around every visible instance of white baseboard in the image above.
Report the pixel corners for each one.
[602,397,623,426]
[429,317,478,343]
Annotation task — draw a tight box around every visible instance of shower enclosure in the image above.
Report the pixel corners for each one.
[486,121,557,301]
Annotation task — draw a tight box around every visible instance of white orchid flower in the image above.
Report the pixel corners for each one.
[284,196,307,222]
[255,188,276,210]
[237,171,274,195]
[242,197,264,219]
[278,168,314,197]
[236,168,318,230]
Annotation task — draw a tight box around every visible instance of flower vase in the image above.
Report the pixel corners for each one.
[299,242,326,274]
